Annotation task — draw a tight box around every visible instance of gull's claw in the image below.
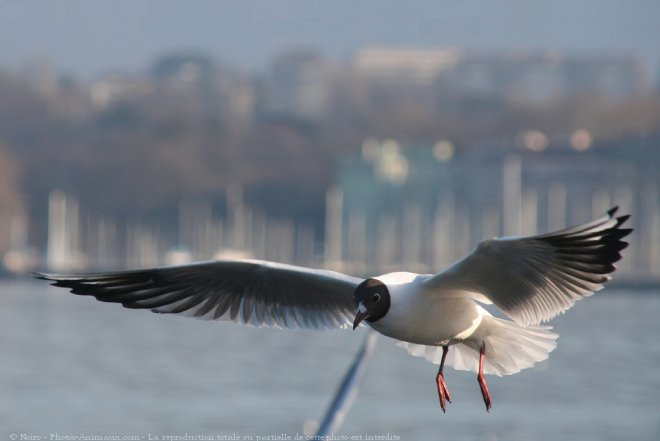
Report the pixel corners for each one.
[435,345,452,413]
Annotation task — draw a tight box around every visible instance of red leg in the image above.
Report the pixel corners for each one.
[477,341,492,412]
[435,345,452,413]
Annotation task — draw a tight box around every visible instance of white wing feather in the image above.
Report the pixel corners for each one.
[425,208,631,326]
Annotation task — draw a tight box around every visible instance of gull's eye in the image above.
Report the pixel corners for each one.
[372,293,381,303]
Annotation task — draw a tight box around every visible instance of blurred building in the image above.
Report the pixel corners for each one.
[151,53,255,121]
[440,51,650,104]
[350,47,651,111]
[90,53,255,123]
[90,73,152,109]
[354,46,462,85]
[329,136,660,281]
[352,47,461,112]
[260,49,338,122]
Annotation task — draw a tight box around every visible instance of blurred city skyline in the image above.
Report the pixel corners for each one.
[1,0,659,77]
[0,2,658,281]
[1,42,658,278]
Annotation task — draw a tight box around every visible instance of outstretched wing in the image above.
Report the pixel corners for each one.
[36,259,362,330]
[426,207,632,326]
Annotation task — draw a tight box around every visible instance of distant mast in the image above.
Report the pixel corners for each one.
[503,155,522,236]
[325,185,343,270]
[47,190,80,272]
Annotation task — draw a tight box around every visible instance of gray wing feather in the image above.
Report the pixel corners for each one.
[36,259,361,330]
[427,207,632,326]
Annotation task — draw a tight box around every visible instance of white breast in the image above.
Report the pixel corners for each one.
[367,272,484,345]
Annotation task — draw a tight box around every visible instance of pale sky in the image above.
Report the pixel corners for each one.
[0,0,659,77]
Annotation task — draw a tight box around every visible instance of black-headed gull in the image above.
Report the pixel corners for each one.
[36,207,631,412]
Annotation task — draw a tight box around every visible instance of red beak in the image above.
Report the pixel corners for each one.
[353,309,370,330]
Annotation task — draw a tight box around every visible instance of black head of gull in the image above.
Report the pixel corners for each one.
[352,278,391,329]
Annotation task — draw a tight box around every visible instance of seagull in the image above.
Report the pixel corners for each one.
[36,207,631,412]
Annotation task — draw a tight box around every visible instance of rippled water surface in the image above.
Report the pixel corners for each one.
[1,281,659,440]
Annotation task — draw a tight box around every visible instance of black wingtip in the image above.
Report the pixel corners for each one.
[607,206,619,217]
[33,272,54,281]
[615,215,631,228]
[33,272,83,291]
[33,272,73,288]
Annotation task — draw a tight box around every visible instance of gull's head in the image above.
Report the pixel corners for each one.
[352,278,390,330]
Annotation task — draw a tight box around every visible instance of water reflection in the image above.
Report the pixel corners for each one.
[1,281,658,440]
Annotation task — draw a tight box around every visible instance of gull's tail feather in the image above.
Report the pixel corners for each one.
[397,315,558,376]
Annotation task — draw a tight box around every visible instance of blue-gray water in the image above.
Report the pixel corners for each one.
[1,280,659,440]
